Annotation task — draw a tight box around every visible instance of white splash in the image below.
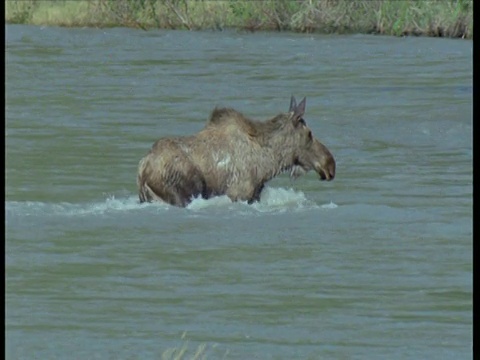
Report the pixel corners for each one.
[6,195,151,218]
[186,187,333,214]
[255,187,314,211]
[6,188,337,218]
[321,201,338,209]
[186,194,234,211]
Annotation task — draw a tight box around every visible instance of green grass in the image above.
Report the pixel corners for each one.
[5,0,473,39]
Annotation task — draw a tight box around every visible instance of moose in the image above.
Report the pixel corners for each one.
[137,96,335,207]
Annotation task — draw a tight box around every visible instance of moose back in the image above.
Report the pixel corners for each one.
[137,96,335,207]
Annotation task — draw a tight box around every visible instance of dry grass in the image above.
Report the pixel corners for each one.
[5,0,473,39]
[161,332,229,360]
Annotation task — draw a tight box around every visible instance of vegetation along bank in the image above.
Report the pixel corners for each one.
[5,0,473,39]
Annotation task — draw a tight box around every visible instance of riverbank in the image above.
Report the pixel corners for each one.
[5,0,473,39]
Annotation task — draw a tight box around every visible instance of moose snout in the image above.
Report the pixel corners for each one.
[319,168,335,181]
[312,140,335,181]
[315,158,336,181]
[325,167,335,181]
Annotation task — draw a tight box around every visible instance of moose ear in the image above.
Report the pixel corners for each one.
[289,95,297,112]
[292,97,306,123]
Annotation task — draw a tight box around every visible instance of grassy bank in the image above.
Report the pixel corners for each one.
[5,0,473,39]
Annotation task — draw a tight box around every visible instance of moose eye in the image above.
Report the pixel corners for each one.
[308,130,313,140]
[298,118,306,126]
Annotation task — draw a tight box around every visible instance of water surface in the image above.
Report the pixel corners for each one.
[6,25,472,359]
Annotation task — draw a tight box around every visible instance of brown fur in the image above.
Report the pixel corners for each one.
[137,96,335,207]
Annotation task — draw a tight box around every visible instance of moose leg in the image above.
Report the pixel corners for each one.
[140,170,207,207]
[248,183,265,204]
[138,155,207,207]
[175,169,208,206]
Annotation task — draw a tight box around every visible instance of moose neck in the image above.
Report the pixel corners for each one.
[258,123,297,181]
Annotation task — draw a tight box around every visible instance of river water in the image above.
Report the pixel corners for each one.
[5,25,472,359]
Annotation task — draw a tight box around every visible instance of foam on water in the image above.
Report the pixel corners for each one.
[253,187,319,212]
[321,201,338,209]
[6,187,337,218]
[6,195,151,218]
[186,187,328,214]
